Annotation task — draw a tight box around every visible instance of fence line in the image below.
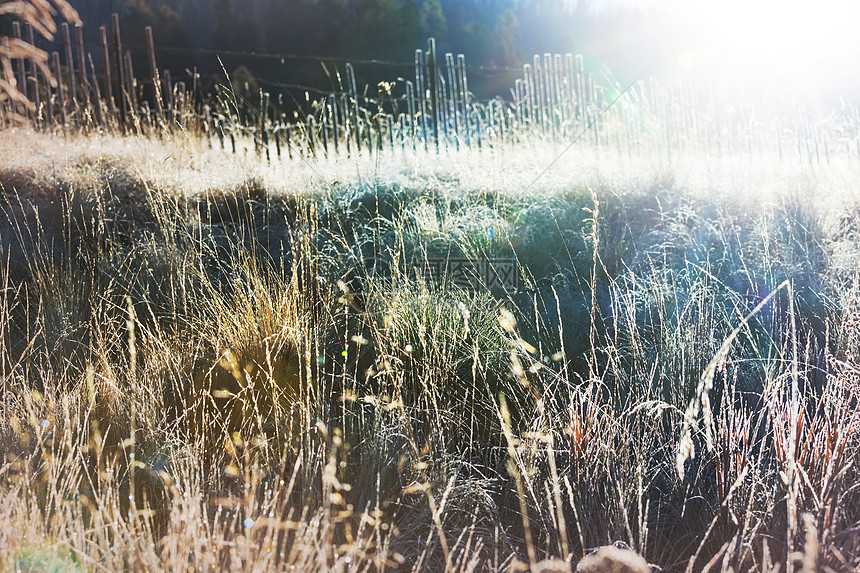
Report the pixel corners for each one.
[66,40,531,74]
[2,14,859,168]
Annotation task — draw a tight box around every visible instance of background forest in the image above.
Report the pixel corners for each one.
[3,0,673,110]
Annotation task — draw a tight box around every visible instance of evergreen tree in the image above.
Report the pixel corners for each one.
[457,20,491,64]
[123,0,186,49]
[352,0,396,56]
[395,0,421,51]
[211,0,262,53]
[420,0,447,41]
[494,9,521,67]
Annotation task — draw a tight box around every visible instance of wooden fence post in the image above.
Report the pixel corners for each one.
[553,53,563,138]
[405,80,415,151]
[329,93,338,155]
[340,94,350,154]
[387,114,394,152]
[445,53,458,149]
[12,23,27,119]
[544,53,555,141]
[145,26,163,125]
[24,24,40,128]
[575,54,585,123]
[563,54,574,134]
[52,51,66,127]
[438,74,448,147]
[87,53,103,126]
[74,25,90,124]
[176,80,186,129]
[261,91,270,161]
[124,51,137,120]
[111,14,126,128]
[458,54,470,147]
[514,78,523,133]
[587,72,597,146]
[44,50,54,126]
[427,38,439,153]
[141,100,150,131]
[191,68,199,132]
[99,26,114,117]
[524,63,534,130]
[61,23,77,123]
[415,50,426,151]
[74,26,88,92]
[307,116,316,157]
[363,109,372,151]
[162,69,173,126]
[533,55,544,137]
[346,63,360,154]
[321,115,329,157]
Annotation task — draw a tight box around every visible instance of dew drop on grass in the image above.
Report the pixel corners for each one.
[243,518,255,528]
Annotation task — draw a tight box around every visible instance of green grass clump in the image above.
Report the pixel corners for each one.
[1,130,860,572]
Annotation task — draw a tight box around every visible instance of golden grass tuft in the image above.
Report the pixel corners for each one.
[1,127,860,572]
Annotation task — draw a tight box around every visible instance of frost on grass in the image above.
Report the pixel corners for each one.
[1,128,860,572]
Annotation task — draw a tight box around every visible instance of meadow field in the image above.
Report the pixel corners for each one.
[0,120,859,573]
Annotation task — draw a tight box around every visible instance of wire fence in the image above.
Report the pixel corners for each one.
[3,14,860,167]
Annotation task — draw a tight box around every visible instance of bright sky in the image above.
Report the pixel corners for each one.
[594,0,860,99]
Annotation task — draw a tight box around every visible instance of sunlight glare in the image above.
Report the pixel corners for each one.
[665,0,860,92]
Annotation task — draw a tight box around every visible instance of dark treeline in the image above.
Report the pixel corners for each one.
[7,0,672,112]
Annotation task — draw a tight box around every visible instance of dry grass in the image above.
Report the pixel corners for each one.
[1,125,860,572]
[0,0,79,114]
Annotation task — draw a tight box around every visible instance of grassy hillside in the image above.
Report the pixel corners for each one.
[1,129,860,571]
